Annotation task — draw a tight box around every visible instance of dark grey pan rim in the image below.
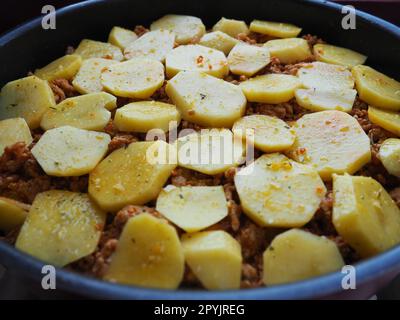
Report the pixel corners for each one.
[0,0,400,299]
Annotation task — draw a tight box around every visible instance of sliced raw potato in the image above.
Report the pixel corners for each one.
[124,30,175,62]
[166,71,246,127]
[114,101,180,133]
[72,58,118,94]
[232,115,296,152]
[314,44,367,68]
[249,20,302,38]
[286,111,371,180]
[263,229,344,285]
[264,38,312,64]
[0,76,55,129]
[0,118,32,156]
[228,43,270,77]
[181,231,242,290]
[74,39,123,61]
[166,44,229,79]
[156,185,228,232]
[332,174,400,258]
[34,54,82,81]
[41,92,116,131]
[0,197,29,232]
[101,58,164,99]
[31,126,110,177]
[379,138,400,177]
[212,17,249,38]
[352,65,400,111]
[234,153,326,227]
[89,141,176,212]
[175,129,244,175]
[108,26,138,50]
[104,213,184,289]
[239,73,301,104]
[368,106,400,136]
[295,88,357,112]
[15,190,105,267]
[150,14,205,44]
[199,31,239,55]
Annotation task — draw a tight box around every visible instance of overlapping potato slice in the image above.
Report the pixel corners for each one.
[156,185,228,232]
[352,65,400,111]
[15,190,106,267]
[104,213,184,289]
[166,44,229,79]
[124,30,175,62]
[332,174,400,258]
[239,73,301,104]
[101,58,164,98]
[235,153,326,227]
[227,43,271,77]
[165,71,246,127]
[263,229,344,285]
[264,38,312,64]
[108,26,138,50]
[31,126,110,177]
[249,20,302,38]
[212,17,249,37]
[89,141,176,212]
[314,44,367,68]
[74,39,123,61]
[368,106,400,136]
[0,76,55,129]
[34,54,82,81]
[150,14,205,45]
[181,231,242,290]
[0,118,32,156]
[0,197,29,232]
[286,111,371,180]
[379,139,400,177]
[199,31,239,55]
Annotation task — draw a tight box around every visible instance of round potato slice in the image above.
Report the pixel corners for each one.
[234,153,326,227]
[0,118,32,156]
[74,39,123,61]
[249,20,302,38]
[264,38,312,64]
[101,58,164,99]
[368,106,400,136]
[352,65,400,111]
[314,44,367,68]
[150,14,205,45]
[239,73,301,104]
[166,44,229,79]
[212,17,249,38]
[228,43,271,77]
[379,138,400,177]
[199,31,239,55]
[108,26,138,50]
[34,54,82,81]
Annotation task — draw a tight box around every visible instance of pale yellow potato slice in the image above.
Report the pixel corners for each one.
[89,141,176,212]
[124,30,175,62]
[379,138,400,177]
[181,231,242,290]
[74,39,123,61]
[41,92,116,131]
[15,190,106,267]
[234,153,326,227]
[114,101,180,133]
[263,229,344,285]
[0,197,29,232]
[249,20,302,38]
[34,54,82,81]
[0,118,32,156]
[104,213,184,289]
[264,38,313,64]
[156,185,228,232]
[150,14,205,45]
[232,115,296,152]
[212,17,249,38]
[368,106,400,136]
[228,43,271,77]
[332,174,400,258]
[352,65,400,111]
[286,111,371,181]
[31,126,110,177]
[0,76,55,129]
[239,73,301,104]
[165,71,246,127]
[314,44,367,68]
[108,26,138,50]
[199,31,239,55]
[166,44,229,79]
[101,58,164,99]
